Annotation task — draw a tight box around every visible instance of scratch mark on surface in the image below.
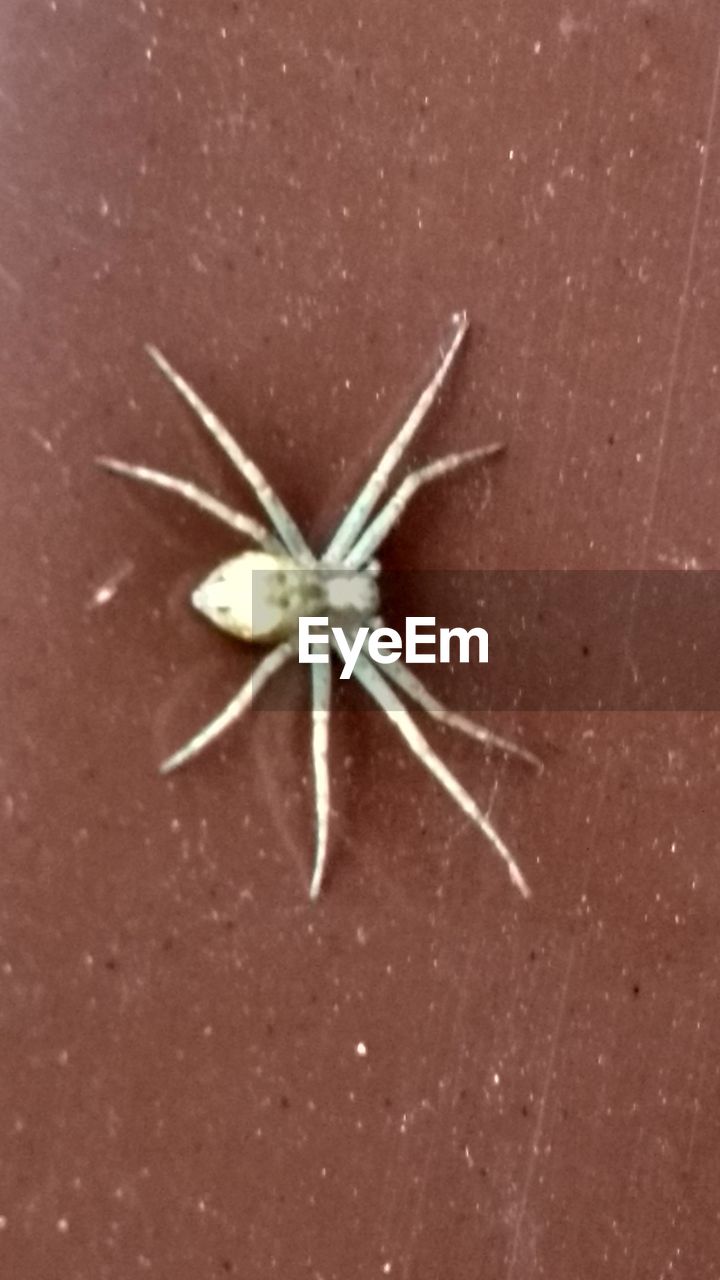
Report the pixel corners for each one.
[641,34,720,563]
[0,86,19,114]
[0,262,21,295]
[389,780,527,1277]
[506,940,575,1279]
[396,981,456,1280]
[683,994,707,1174]
[626,1122,652,1280]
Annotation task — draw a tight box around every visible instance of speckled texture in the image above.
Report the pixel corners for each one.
[2,1,720,1276]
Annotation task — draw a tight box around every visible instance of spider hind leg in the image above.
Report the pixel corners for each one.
[308,664,331,899]
[382,656,541,771]
[160,641,294,774]
[352,654,531,898]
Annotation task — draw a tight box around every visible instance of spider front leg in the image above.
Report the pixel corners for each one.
[342,442,504,569]
[323,311,469,563]
[97,456,272,546]
[146,345,312,562]
[308,663,331,900]
[351,654,531,898]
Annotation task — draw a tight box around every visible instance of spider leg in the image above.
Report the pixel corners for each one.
[343,443,503,569]
[351,654,531,898]
[379,654,542,771]
[308,663,331,900]
[97,457,272,546]
[160,641,294,774]
[322,311,469,564]
[146,345,312,562]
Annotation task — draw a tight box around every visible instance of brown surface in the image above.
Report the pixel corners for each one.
[2,2,720,1276]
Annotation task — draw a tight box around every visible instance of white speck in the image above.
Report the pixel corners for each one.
[382,1264,393,1275]
[356,925,368,945]
[57,1217,69,1234]
[89,559,133,609]
[508,148,515,160]
[29,428,53,453]
[145,47,153,61]
[356,1041,367,1057]
[0,1216,7,1230]
[493,1072,500,1085]
[533,40,542,53]
[99,195,109,217]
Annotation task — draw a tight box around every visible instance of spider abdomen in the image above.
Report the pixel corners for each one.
[192,550,379,645]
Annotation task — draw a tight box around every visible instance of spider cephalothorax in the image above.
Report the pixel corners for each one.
[100,313,539,900]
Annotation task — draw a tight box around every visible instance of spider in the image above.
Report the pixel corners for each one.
[99,311,539,900]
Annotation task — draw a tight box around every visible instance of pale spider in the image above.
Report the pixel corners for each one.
[100,311,538,900]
